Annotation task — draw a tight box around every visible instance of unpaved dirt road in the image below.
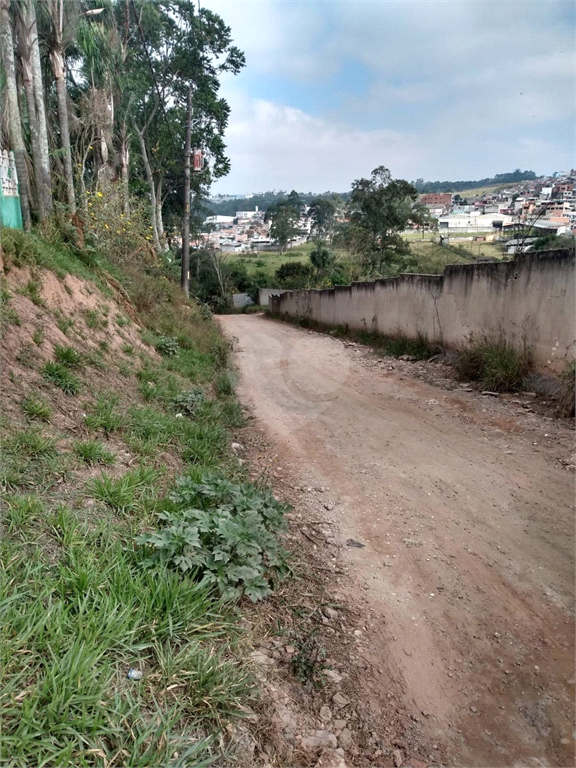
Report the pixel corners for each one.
[219,314,575,768]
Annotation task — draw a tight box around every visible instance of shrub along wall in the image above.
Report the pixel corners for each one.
[270,250,575,371]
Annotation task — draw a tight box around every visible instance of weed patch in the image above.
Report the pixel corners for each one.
[455,339,530,392]
[556,361,575,417]
[137,473,290,602]
[74,440,116,466]
[54,344,84,369]
[21,395,52,422]
[84,394,123,435]
[42,361,81,394]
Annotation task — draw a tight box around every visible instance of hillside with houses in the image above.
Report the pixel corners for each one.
[199,170,575,256]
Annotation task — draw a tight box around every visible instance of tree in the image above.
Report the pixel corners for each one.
[40,0,81,212]
[309,240,334,276]
[1,0,32,229]
[13,0,53,219]
[345,166,425,274]
[266,200,299,252]
[308,197,336,239]
[275,261,314,289]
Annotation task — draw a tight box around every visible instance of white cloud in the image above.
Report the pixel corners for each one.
[205,0,575,191]
[212,87,423,193]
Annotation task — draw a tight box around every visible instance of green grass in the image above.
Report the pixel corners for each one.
[231,246,311,278]
[455,339,530,391]
[32,328,44,345]
[42,361,81,394]
[21,395,52,422]
[84,308,104,329]
[10,427,57,458]
[87,466,160,516]
[73,440,116,466]
[215,371,234,398]
[54,344,84,369]
[2,494,45,534]
[18,278,45,306]
[0,510,253,767]
[405,238,504,274]
[0,423,71,493]
[84,394,123,435]
[54,310,75,336]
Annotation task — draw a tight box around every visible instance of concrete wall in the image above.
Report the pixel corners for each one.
[258,287,285,306]
[232,293,253,308]
[269,250,575,371]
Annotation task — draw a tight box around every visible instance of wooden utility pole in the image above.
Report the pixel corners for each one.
[181,85,193,297]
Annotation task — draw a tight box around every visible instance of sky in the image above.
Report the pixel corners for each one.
[204,0,575,195]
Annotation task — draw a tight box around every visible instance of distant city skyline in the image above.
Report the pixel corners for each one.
[204,0,575,196]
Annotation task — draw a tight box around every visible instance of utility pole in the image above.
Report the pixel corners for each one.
[181,84,193,297]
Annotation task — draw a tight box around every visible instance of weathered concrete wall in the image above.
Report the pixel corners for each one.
[269,250,575,370]
[258,287,284,306]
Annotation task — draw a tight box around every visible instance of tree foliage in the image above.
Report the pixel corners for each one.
[275,261,314,290]
[344,166,425,274]
[4,0,245,256]
[265,200,300,252]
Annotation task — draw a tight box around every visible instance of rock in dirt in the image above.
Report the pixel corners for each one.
[315,747,347,767]
[409,759,428,768]
[323,606,339,620]
[301,730,338,751]
[333,718,347,730]
[250,650,275,666]
[393,748,404,767]
[324,669,344,683]
[337,728,353,749]
[346,538,366,548]
[332,692,350,709]
[319,705,332,723]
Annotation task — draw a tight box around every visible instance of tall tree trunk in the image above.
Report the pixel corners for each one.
[134,123,161,253]
[50,45,75,212]
[14,1,46,219]
[27,0,52,213]
[119,121,130,215]
[155,176,166,246]
[181,86,192,297]
[1,0,32,230]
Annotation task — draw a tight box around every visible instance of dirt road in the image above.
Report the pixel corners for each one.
[219,314,575,767]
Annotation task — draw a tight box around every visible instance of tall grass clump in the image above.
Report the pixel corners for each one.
[556,361,575,417]
[455,338,530,391]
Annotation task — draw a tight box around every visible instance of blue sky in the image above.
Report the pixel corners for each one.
[204,0,575,195]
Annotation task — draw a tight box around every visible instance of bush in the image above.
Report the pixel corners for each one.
[155,336,180,357]
[455,339,530,392]
[172,388,206,417]
[136,474,290,602]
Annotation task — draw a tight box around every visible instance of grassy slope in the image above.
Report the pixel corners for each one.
[450,182,510,199]
[0,229,263,767]
[232,243,313,279]
[233,236,504,284]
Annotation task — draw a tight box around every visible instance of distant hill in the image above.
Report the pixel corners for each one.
[207,170,538,216]
[411,170,537,194]
[206,190,348,217]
